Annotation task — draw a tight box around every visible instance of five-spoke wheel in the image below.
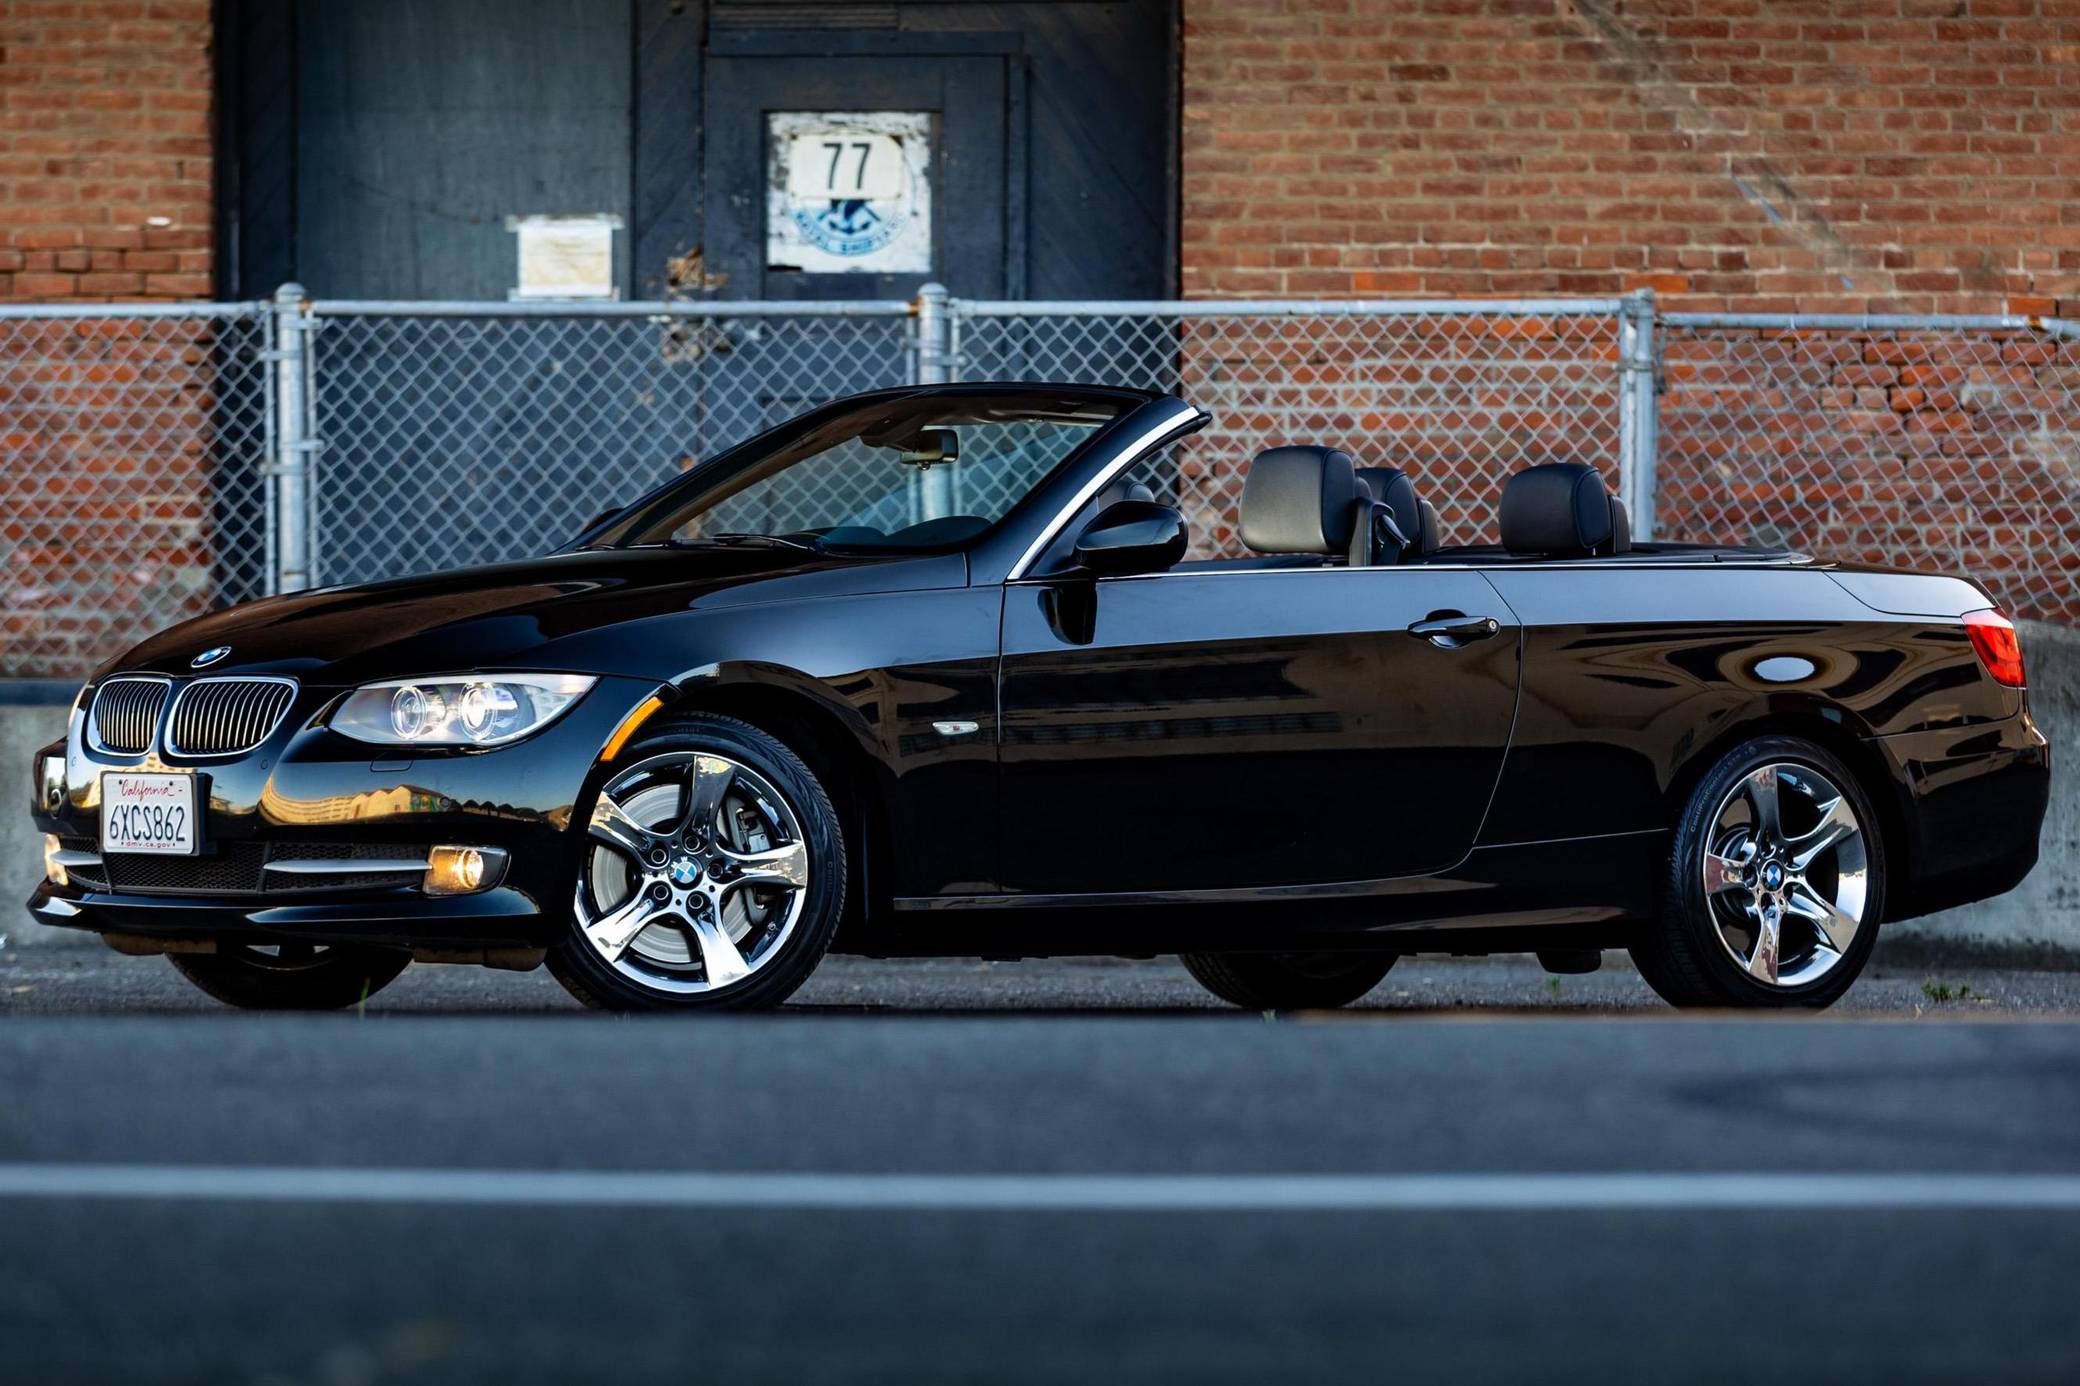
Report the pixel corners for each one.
[1633,735,1885,1009]
[547,715,845,1011]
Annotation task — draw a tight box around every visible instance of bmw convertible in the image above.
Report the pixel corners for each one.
[27,384,2049,1011]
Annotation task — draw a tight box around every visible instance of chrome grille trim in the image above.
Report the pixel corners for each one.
[87,677,172,755]
[165,677,299,757]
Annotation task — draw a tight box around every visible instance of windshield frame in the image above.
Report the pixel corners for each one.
[576,384,1160,557]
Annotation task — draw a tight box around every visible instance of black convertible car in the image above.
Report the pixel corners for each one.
[28,384,2049,1011]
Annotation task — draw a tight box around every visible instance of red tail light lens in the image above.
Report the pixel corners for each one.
[1963,608,2026,688]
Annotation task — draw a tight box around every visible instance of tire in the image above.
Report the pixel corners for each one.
[1630,735,1886,1010]
[1180,951,1396,1010]
[547,714,846,1013]
[169,943,409,1011]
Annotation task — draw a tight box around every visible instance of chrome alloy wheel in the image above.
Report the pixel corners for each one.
[575,751,811,995]
[1701,762,1869,988]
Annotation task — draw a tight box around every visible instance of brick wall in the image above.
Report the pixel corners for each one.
[1180,0,2080,314]
[1177,0,2080,624]
[0,0,214,301]
[0,1,228,676]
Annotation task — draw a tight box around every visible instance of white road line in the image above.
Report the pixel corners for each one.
[0,1166,2078,1211]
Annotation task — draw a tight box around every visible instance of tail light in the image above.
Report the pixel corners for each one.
[1963,608,2026,688]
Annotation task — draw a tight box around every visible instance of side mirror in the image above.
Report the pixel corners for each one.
[1072,499,1188,576]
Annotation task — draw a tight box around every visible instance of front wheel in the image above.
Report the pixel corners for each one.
[547,715,846,1012]
[169,943,409,1010]
[1180,951,1396,1010]
[1631,735,1885,1010]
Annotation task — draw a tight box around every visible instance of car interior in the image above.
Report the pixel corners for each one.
[1143,444,1791,573]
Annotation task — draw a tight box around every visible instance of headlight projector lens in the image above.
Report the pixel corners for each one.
[333,674,595,747]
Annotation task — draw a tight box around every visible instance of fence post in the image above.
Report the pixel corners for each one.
[269,283,317,593]
[914,282,956,519]
[1617,289,1659,541]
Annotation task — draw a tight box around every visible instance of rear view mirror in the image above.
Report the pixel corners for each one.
[1072,499,1188,576]
[895,427,959,467]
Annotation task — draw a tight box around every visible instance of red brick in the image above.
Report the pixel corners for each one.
[2,0,210,305]
[1181,0,2068,312]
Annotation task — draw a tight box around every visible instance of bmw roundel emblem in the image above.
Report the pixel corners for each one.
[1762,862,1784,890]
[190,645,231,669]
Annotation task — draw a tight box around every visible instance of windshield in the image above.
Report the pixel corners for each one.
[600,390,1138,553]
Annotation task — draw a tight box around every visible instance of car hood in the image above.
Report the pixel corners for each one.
[102,546,967,686]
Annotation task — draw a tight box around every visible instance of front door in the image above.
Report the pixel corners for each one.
[996,569,1522,895]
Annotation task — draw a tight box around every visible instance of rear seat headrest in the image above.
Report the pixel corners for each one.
[1355,467,1422,549]
[1241,445,1360,554]
[1499,462,1618,556]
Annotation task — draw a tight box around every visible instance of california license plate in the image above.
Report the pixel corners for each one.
[100,772,199,856]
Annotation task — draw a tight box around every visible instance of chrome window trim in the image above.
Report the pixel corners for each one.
[262,858,430,875]
[163,675,301,759]
[1003,402,1208,582]
[1006,555,1810,587]
[84,675,173,758]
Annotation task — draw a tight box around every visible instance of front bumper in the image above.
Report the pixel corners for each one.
[26,673,661,950]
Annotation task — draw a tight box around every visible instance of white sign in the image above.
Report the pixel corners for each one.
[101,771,197,856]
[508,214,622,300]
[767,111,931,275]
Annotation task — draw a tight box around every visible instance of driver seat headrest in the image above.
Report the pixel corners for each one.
[1500,463,1628,557]
[1241,445,1360,555]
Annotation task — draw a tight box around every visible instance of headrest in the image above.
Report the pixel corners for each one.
[1499,463,1616,556]
[1355,467,1422,549]
[1241,446,1359,554]
[1416,498,1442,555]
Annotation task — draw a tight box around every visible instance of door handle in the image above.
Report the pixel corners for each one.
[1407,612,1501,648]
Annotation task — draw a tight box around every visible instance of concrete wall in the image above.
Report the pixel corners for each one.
[4,625,2074,960]
[2,690,75,950]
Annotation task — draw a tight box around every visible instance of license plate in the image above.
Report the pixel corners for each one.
[100,772,199,856]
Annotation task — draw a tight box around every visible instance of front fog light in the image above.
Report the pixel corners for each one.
[424,845,508,897]
[42,834,68,888]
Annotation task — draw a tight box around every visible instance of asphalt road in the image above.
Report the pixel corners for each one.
[5,954,2080,1383]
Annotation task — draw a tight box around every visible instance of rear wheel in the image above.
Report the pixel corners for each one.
[1631,735,1884,1010]
[169,943,409,1010]
[1180,951,1395,1011]
[547,715,845,1012]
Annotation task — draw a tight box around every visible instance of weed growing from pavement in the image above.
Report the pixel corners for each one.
[1921,979,1974,1003]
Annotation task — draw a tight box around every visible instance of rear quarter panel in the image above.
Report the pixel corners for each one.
[1476,565,2022,846]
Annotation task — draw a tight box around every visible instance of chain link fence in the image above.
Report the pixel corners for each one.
[0,305,272,677]
[957,301,1628,556]
[2,290,2076,677]
[1655,316,2080,626]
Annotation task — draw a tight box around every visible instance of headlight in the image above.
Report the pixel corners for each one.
[332,674,596,747]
